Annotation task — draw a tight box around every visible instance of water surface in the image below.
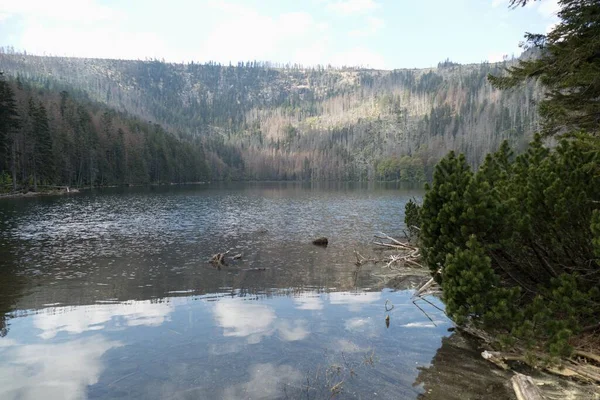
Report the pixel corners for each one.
[0,183,513,399]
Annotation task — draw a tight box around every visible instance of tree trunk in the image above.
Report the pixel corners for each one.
[511,374,543,400]
[89,152,93,189]
[11,142,17,191]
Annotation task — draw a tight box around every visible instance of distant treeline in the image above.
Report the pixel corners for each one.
[0,74,209,191]
[0,52,543,182]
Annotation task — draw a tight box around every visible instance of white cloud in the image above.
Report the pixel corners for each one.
[278,12,318,36]
[329,291,381,305]
[223,363,303,400]
[488,52,508,63]
[17,19,170,60]
[401,321,441,328]
[0,336,122,400]
[2,0,386,68]
[276,320,309,341]
[537,0,560,19]
[293,39,330,66]
[294,293,324,310]
[34,300,173,339]
[335,338,370,353]
[213,300,276,344]
[212,299,310,343]
[349,16,385,37]
[492,0,559,20]
[545,22,558,34]
[343,317,379,336]
[197,6,328,64]
[326,0,379,15]
[0,0,121,22]
[329,291,382,311]
[0,338,18,347]
[344,317,370,330]
[209,342,245,356]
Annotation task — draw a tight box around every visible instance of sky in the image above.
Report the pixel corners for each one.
[0,0,560,69]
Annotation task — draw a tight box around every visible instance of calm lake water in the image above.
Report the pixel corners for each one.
[0,183,513,399]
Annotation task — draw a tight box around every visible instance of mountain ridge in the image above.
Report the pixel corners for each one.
[0,50,543,181]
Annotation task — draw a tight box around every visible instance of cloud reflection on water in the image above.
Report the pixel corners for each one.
[293,292,324,310]
[276,319,309,341]
[33,300,174,339]
[223,363,303,400]
[329,291,381,311]
[0,335,121,400]
[213,300,276,344]
[212,298,310,344]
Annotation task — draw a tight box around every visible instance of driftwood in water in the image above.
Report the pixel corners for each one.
[411,268,443,300]
[354,250,379,266]
[312,237,328,246]
[210,250,230,267]
[373,233,425,269]
[511,373,544,400]
[369,234,600,396]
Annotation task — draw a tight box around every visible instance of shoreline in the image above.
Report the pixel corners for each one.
[0,182,213,200]
[0,187,81,199]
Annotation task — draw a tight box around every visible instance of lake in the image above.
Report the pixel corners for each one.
[0,183,513,399]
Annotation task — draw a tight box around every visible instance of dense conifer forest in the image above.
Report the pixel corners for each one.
[0,74,209,191]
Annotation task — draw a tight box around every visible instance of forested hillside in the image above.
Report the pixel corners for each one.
[0,50,543,182]
[0,74,209,191]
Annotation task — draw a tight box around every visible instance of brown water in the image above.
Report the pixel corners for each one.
[0,182,515,399]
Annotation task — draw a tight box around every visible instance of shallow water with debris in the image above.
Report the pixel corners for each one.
[0,182,516,399]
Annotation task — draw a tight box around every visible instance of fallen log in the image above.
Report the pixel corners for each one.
[481,350,600,384]
[412,268,442,298]
[573,350,600,364]
[413,277,437,298]
[511,373,544,400]
[482,350,525,370]
[373,241,402,249]
[374,233,418,251]
[567,363,600,383]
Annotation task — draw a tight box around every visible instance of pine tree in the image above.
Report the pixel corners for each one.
[489,0,600,135]
[26,99,54,190]
[415,134,600,353]
[442,235,519,326]
[34,102,54,185]
[419,151,473,278]
[405,0,600,355]
[0,73,19,180]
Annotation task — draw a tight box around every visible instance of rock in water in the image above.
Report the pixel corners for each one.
[312,237,328,246]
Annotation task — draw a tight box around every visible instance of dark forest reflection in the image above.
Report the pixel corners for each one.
[414,333,514,400]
